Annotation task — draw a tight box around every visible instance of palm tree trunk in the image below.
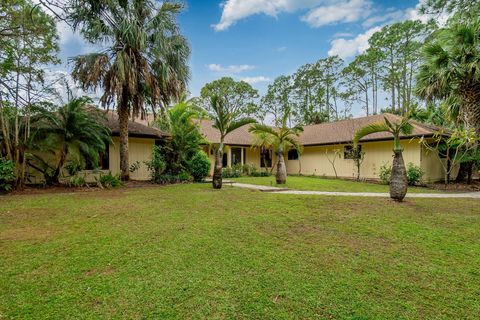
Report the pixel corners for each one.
[275,152,287,184]
[118,104,130,181]
[390,149,408,201]
[212,144,223,189]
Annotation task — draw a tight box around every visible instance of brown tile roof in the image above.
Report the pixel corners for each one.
[195,119,256,146]
[105,112,169,139]
[197,113,439,146]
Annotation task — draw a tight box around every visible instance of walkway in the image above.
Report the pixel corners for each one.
[230,182,480,199]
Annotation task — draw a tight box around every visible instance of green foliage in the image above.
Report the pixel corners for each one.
[406,163,424,186]
[145,146,167,183]
[65,160,83,176]
[30,97,111,184]
[0,158,15,192]
[67,175,86,188]
[187,151,211,182]
[129,161,141,173]
[99,172,122,189]
[250,170,271,177]
[178,170,193,183]
[200,77,259,118]
[379,162,392,185]
[222,166,243,178]
[154,102,206,176]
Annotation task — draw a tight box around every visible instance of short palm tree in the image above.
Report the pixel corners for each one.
[353,116,413,201]
[31,97,111,184]
[207,95,255,189]
[70,0,190,180]
[249,107,303,184]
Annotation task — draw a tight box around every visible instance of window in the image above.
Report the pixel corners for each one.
[344,145,362,159]
[260,148,272,168]
[231,148,242,166]
[288,149,299,160]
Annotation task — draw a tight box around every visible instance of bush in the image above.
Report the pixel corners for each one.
[99,172,122,188]
[187,151,211,182]
[178,170,193,183]
[154,174,180,184]
[378,162,391,185]
[407,163,424,186]
[222,166,242,178]
[250,170,271,177]
[65,159,83,176]
[0,158,15,192]
[67,175,86,187]
[145,146,167,183]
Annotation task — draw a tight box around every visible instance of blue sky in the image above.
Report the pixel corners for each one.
[54,0,431,115]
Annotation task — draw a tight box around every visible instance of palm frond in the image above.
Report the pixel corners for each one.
[353,122,390,147]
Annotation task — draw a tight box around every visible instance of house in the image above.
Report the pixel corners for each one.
[27,112,169,183]
[197,114,449,183]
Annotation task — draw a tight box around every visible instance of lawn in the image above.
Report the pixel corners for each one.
[231,175,445,193]
[1,184,479,319]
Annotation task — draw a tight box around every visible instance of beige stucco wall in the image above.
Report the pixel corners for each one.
[203,138,447,182]
[27,136,155,184]
[109,137,154,180]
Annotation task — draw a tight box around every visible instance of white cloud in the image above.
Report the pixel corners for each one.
[332,32,354,38]
[301,0,372,27]
[328,26,381,59]
[213,0,327,31]
[241,76,271,84]
[276,46,287,52]
[207,63,255,73]
[362,8,405,28]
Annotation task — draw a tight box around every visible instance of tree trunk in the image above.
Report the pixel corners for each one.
[212,145,223,189]
[118,104,130,181]
[52,146,68,185]
[275,152,287,184]
[390,150,408,201]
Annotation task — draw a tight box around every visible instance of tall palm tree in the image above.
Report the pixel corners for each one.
[31,97,111,184]
[207,95,255,189]
[249,107,303,184]
[353,115,413,201]
[416,19,480,133]
[70,0,190,180]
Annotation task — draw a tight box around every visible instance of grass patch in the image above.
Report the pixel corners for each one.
[1,184,479,319]
[231,175,445,193]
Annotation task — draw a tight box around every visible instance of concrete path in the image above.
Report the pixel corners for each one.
[230,182,480,199]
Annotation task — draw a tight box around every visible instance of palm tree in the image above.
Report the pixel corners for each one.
[207,95,255,189]
[416,19,480,183]
[416,19,480,132]
[31,97,111,184]
[249,107,303,184]
[353,116,413,201]
[70,0,190,180]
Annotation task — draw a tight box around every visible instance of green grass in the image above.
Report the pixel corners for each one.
[1,184,479,319]
[231,175,445,193]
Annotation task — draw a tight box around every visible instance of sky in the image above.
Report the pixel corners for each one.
[52,0,435,116]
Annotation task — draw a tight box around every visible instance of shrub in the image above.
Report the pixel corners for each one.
[0,158,15,192]
[222,166,242,178]
[187,151,211,182]
[250,170,271,177]
[145,146,167,183]
[178,170,193,183]
[99,172,122,188]
[65,159,83,176]
[378,162,391,185]
[154,174,180,184]
[67,175,86,187]
[407,163,424,186]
